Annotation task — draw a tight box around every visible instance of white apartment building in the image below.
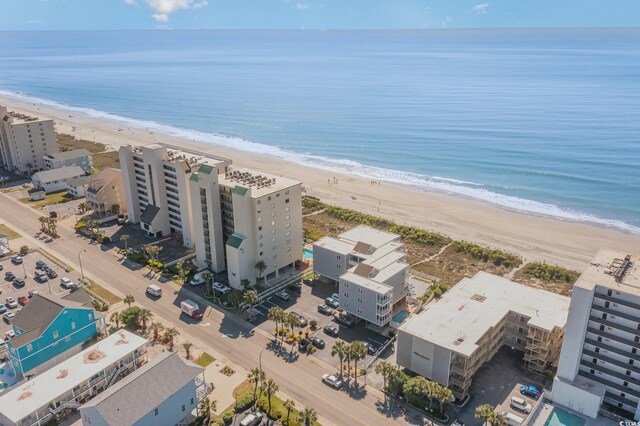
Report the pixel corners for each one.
[0,106,57,174]
[43,149,93,173]
[397,272,570,399]
[119,144,230,247]
[313,226,408,326]
[550,248,640,421]
[190,166,303,289]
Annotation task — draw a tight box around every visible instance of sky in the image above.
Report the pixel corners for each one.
[1,0,639,31]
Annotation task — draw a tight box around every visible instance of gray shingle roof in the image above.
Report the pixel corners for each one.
[11,289,93,348]
[226,233,245,249]
[44,149,91,161]
[32,166,85,184]
[80,352,204,426]
[140,205,161,225]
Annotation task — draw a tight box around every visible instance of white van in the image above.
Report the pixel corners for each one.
[146,284,162,297]
[510,396,532,413]
[503,412,524,426]
[190,272,206,286]
[240,412,263,426]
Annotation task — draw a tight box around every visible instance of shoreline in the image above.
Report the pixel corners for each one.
[2,93,639,271]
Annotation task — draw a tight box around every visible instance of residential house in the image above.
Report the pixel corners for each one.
[66,177,91,198]
[85,168,127,217]
[43,149,93,174]
[31,166,86,194]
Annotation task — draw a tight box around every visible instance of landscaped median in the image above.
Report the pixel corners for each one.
[0,223,20,239]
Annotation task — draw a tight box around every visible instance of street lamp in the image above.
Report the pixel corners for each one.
[259,347,266,372]
[68,206,77,222]
[78,249,87,282]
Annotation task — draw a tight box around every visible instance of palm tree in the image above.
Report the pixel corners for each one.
[202,270,213,296]
[198,396,216,425]
[268,306,284,340]
[403,376,430,407]
[434,384,454,416]
[38,216,48,232]
[138,308,153,331]
[164,326,179,348]
[374,360,394,392]
[490,412,508,426]
[47,216,58,237]
[182,342,194,359]
[387,366,408,396]
[248,368,265,401]
[255,260,267,284]
[349,341,367,386]
[240,278,251,290]
[176,260,190,285]
[148,321,164,342]
[120,234,131,252]
[146,244,163,262]
[475,404,497,426]
[261,378,279,414]
[424,380,438,410]
[123,294,135,308]
[78,202,87,213]
[283,399,296,425]
[110,311,121,328]
[331,341,348,379]
[297,407,318,426]
[242,290,258,310]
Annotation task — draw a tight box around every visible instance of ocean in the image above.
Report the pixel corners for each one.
[0,29,638,233]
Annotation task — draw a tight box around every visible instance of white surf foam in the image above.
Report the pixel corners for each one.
[3,90,639,235]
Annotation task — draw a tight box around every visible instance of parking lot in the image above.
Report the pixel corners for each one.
[0,252,72,340]
[447,347,549,426]
[250,277,390,371]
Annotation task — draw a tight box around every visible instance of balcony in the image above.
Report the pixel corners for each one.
[584,338,640,362]
[589,316,639,336]
[594,292,640,312]
[591,304,640,325]
[579,361,640,398]
[582,348,640,375]
[587,327,638,349]
[578,369,640,399]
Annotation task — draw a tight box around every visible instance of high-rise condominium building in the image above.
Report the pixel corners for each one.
[551,248,640,421]
[0,106,57,174]
[189,166,303,289]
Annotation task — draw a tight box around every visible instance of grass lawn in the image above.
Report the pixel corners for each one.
[0,223,20,239]
[93,151,120,170]
[83,276,122,305]
[20,190,80,208]
[195,352,216,367]
[37,248,73,272]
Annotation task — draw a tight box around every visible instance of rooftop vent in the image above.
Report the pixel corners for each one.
[610,255,633,282]
[453,338,464,346]
[471,294,486,302]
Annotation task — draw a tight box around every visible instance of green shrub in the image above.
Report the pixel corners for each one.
[451,241,521,268]
[119,306,141,328]
[234,394,255,413]
[222,413,233,424]
[522,262,580,284]
[389,225,449,246]
[19,245,29,255]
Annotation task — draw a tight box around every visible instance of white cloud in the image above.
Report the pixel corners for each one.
[472,3,489,14]
[152,13,169,22]
[123,0,137,5]
[142,0,208,21]
[295,3,309,10]
[193,0,208,10]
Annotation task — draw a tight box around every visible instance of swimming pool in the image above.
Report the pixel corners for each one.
[543,407,585,426]
[303,248,313,260]
[392,310,410,324]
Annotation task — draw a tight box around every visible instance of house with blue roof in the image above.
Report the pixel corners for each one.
[6,288,105,380]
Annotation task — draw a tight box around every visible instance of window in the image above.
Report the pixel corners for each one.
[258,226,262,231]
[66,336,71,342]
[276,193,280,197]
[271,220,275,226]
[71,322,76,330]
[182,405,186,412]
[268,196,272,201]
[27,344,33,352]
[191,398,195,405]
[154,408,159,416]
[257,200,261,205]
[285,198,290,203]
[259,252,263,256]
[85,416,92,424]
[53,331,59,339]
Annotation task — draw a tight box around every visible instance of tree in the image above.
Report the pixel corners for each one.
[146,244,162,262]
[38,216,48,232]
[47,216,58,237]
[120,234,131,251]
[403,376,430,407]
[242,290,258,310]
[176,260,190,286]
[248,367,265,401]
[297,407,318,426]
[268,306,284,341]
[202,270,213,296]
[182,342,194,359]
[475,404,500,426]
[164,326,179,348]
[198,396,216,425]
[110,311,121,329]
[331,341,348,378]
[349,341,367,386]
[119,306,142,328]
[255,260,267,284]
[386,366,408,396]
[148,321,164,342]
[240,278,251,290]
[283,399,296,425]
[123,294,135,308]
[78,202,87,213]
[261,378,279,414]
[434,384,454,415]
[374,361,394,392]
[138,308,153,331]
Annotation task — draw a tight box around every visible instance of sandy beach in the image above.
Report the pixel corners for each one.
[2,94,638,271]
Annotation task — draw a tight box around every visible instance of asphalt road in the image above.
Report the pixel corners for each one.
[0,193,422,426]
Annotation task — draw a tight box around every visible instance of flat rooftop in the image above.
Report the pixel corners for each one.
[5,111,51,125]
[574,247,640,296]
[131,144,230,170]
[339,225,400,250]
[0,330,146,424]
[399,271,570,357]
[219,167,300,197]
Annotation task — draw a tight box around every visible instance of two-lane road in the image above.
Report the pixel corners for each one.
[0,193,420,426]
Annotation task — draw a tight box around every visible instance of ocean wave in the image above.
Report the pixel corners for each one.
[3,89,639,235]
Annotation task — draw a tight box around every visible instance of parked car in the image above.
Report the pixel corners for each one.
[6,297,18,309]
[317,304,334,316]
[520,385,541,399]
[325,297,339,309]
[323,325,339,337]
[212,282,231,295]
[363,342,379,355]
[35,260,48,269]
[11,256,23,265]
[28,290,40,298]
[334,312,355,327]
[4,330,15,340]
[331,293,339,301]
[35,270,48,283]
[46,268,58,279]
[13,277,25,288]
[311,337,325,349]
[298,338,311,353]
[275,290,290,302]
[510,396,532,414]
[452,420,465,426]
[68,283,80,292]
[60,277,74,289]
[146,284,162,297]
[0,304,7,314]
[3,312,15,324]
[287,283,302,294]
[289,312,308,327]
[322,373,343,389]
[189,272,206,286]
[0,264,3,271]
[5,271,15,281]
[18,296,29,306]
